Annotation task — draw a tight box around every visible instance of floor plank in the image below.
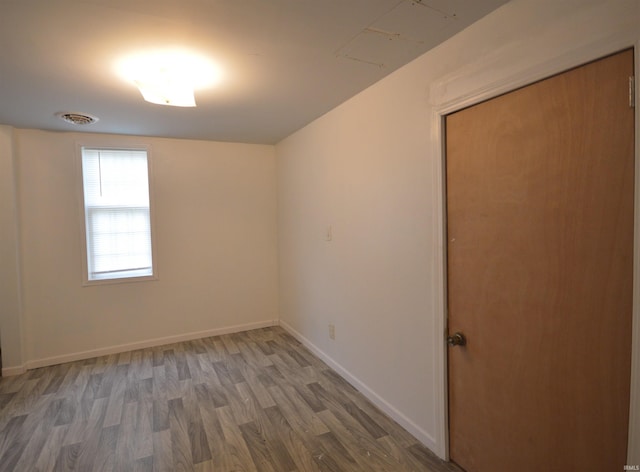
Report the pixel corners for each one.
[0,326,460,472]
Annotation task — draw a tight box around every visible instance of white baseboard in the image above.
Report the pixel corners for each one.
[2,365,27,377]
[278,319,438,453]
[17,319,278,373]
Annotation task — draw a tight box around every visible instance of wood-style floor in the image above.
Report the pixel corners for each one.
[0,326,461,471]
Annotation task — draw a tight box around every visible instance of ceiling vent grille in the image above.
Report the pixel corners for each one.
[56,112,99,125]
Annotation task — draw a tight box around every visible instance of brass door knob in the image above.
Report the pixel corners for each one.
[447,332,466,347]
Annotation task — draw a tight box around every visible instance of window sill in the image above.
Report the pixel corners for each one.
[82,273,158,287]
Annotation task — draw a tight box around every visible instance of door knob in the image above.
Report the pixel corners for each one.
[447,332,466,347]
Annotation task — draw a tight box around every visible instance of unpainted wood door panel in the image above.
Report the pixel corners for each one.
[446,49,634,472]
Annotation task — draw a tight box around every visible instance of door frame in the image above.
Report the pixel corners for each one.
[430,37,640,463]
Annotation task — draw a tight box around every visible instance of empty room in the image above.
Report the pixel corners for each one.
[0,0,639,471]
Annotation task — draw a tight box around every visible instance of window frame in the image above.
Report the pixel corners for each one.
[77,144,159,286]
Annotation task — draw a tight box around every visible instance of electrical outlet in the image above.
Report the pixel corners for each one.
[328,324,335,340]
[326,225,333,241]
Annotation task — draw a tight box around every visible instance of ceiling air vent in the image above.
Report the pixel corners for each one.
[56,112,99,125]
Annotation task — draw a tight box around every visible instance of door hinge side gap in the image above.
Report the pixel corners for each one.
[630,76,635,108]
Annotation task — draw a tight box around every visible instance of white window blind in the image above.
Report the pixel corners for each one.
[81,148,154,281]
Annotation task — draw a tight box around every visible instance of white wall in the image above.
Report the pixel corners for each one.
[9,129,278,368]
[276,0,640,457]
[0,125,25,374]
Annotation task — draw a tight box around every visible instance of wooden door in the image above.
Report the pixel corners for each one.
[446,49,634,472]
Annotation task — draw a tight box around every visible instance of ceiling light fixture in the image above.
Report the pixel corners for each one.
[116,49,223,107]
[134,68,196,107]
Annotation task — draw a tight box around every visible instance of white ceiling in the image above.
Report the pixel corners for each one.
[0,0,509,144]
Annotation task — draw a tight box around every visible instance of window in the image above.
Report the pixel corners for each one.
[80,147,155,283]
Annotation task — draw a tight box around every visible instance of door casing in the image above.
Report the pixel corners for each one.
[430,39,640,463]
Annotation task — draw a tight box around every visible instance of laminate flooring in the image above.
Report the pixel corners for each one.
[0,326,462,472]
